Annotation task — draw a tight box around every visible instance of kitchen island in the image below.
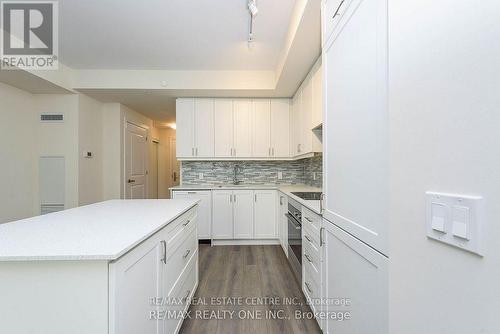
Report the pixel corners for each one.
[0,199,199,334]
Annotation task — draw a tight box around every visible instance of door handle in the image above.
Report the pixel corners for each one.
[182,219,190,227]
[127,179,135,183]
[173,172,177,182]
[320,227,325,247]
[160,240,167,264]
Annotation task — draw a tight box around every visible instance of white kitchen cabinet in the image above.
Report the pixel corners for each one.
[311,59,323,129]
[233,190,255,239]
[254,190,277,239]
[214,99,234,157]
[277,193,288,256]
[172,190,212,239]
[252,99,272,157]
[175,98,195,158]
[290,92,301,155]
[233,99,253,157]
[176,98,214,158]
[212,190,233,239]
[322,0,389,254]
[270,99,290,158]
[300,73,314,154]
[321,219,388,333]
[194,99,215,157]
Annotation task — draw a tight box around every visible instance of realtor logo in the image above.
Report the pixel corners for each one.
[1,1,58,70]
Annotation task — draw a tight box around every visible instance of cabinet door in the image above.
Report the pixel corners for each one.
[194,99,215,157]
[322,219,388,333]
[214,99,234,157]
[252,99,271,157]
[233,190,254,239]
[254,190,277,239]
[300,75,314,154]
[112,240,163,334]
[312,60,323,129]
[323,0,388,254]
[172,191,212,239]
[233,99,253,157]
[278,193,288,256]
[270,99,290,158]
[290,91,301,156]
[176,98,195,158]
[212,190,233,239]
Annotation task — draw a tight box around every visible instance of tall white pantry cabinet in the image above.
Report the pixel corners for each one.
[321,0,389,333]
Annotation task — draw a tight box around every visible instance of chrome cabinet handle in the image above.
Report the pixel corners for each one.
[254,194,257,202]
[320,227,325,247]
[320,193,324,213]
[192,147,195,156]
[305,217,313,223]
[160,240,167,264]
[183,249,191,259]
[305,282,313,294]
[305,253,313,263]
[195,147,198,156]
[269,147,271,156]
[280,196,283,206]
[304,235,312,243]
[332,0,345,18]
[272,148,275,156]
[182,219,190,227]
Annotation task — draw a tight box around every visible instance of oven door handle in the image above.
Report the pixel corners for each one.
[286,213,302,230]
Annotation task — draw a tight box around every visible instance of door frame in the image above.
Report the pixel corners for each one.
[123,120,149,199]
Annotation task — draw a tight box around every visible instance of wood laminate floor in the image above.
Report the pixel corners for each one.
[179,244,322,334]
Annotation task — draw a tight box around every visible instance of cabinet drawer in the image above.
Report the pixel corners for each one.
[167,207,197,244]
[303,265,321,314]
[303,246,321,287]
[165,224,197,296]
[303,228,321,261]
[322,0,350,45]
[302,207,321,237]
[164,253,198,334]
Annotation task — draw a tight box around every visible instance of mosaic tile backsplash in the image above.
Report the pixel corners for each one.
[181,154,322,188]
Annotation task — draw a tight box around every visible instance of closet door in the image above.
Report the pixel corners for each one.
[233,99,253,157]
[214,99,234,157]
[252,99,271,158]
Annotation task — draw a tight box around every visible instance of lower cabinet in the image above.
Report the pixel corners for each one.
[172,190,212,239]
[321,219,388,333]
[277,192,288,256]
[212,189,277,240]
[110,207,199,334]
[254,190,277,239]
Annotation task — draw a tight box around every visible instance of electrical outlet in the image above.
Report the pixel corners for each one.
[277,172,283,180]
[198,173,204,180]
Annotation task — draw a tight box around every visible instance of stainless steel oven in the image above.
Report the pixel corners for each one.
[286,198,302,284]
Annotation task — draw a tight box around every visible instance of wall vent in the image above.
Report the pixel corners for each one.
[40,114,64,122]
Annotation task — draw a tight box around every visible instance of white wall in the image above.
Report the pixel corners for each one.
[0,83,36,223]
[157,127,176,199]
[389,1,500,333]
[102,103,122,200]
[78,94,104,206]
[33,94,80,213]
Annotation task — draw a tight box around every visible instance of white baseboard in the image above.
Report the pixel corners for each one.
[211,239,280,246]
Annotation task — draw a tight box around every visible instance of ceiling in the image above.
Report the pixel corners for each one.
[59,0,296,70]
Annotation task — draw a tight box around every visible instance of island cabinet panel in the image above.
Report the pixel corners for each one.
[110,206,199,334]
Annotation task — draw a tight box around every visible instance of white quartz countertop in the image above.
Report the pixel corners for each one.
[0,199,198,262]
[170,184,323,215]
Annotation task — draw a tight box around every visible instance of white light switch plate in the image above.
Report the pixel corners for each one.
[198,173,204,180]
[426,192,484,256]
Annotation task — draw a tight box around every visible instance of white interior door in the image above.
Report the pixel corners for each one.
[194,99,215,157]
[212,190,233,239]
[233,190,254,239]
[252,99,271,157]
[254,190,277,239]
[125,122,148,199]
[214,99,234,157]
[233,99,253,157]
[270,99,290,158]
[175,99,195,158]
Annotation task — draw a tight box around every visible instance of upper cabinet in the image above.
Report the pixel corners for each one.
[252,99,271,157]
[214,99,234,157]
[233,99,253,158]
[176,98,214,158]
[290,57,323,158]
[270,99,290,158]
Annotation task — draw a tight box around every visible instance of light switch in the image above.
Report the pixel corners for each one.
[431,203,447,233]
[426,192,483,256]
[452,206,469,240]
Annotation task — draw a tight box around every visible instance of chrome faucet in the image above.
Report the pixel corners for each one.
[232,164,242,185]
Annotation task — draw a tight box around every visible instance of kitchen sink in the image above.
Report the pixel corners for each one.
[291,192,322,200]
